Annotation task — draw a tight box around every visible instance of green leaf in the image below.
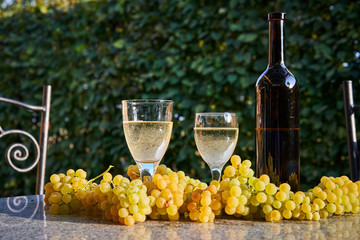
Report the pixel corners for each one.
[237,33,258,42]
[113,39,125,49]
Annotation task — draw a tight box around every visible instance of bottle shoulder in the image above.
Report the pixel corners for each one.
[256,65,298,89]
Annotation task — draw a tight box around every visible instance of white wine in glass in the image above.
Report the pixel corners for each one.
[123,121,173,163]
[122,100,173,182]
[194,113,238,181]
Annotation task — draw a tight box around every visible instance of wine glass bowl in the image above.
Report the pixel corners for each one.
[194,112,239,181]
[122,99,173,182]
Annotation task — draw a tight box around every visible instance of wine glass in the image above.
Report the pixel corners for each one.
[122,99,173,182]
[194,112,239,181]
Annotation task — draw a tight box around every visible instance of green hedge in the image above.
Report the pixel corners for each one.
[0,0,359,196]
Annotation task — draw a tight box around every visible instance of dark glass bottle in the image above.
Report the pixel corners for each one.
[255,12,300,191]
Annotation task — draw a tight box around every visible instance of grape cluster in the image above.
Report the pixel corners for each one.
[220,155,360,222]
[185,182,220,222]
[44,155,360,226]
[44,168,89,215]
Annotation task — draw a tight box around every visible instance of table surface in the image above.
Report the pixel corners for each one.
[0,195,359,240]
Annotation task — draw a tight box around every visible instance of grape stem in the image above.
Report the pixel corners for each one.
[88,165,114,185]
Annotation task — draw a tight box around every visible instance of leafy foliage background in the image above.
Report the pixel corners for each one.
[0,0,359,196]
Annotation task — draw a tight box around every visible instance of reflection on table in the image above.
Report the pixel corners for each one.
[0,195,359,240]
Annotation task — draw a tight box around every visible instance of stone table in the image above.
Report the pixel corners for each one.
[0,195,359,240]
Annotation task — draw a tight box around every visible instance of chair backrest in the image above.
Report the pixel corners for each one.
[343,80,360,181]
[0,85,51,195]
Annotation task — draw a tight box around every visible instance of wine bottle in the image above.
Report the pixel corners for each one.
[255,12,300,191]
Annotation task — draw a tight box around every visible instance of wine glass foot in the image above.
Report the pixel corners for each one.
[211,168,222,182]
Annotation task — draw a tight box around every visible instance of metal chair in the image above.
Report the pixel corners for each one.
[0,85,51,195]
[343,80,360,181]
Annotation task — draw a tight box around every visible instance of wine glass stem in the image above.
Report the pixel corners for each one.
[211,168,222,181]
[137,162,156,182]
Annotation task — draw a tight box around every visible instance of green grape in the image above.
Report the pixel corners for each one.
[238,195,248,205]
[118,208,129,218]
[242,160,251,168]
[230,186,241,197]
[166,205,178,216]
[62,176,72,183]
[100,182,111,193]
[49,192,62,204]
[282,209,292,219]
[76,169,87,179]
[133,213,146,222]
[129,204,139,214]
[335,204,344,215]
[255,180,266,192]
[270,210,281,221]
[201,196,212,206]
[225,205,236,215]
[50,204,60,215]
[272,200,282,209]
[229,178,240,187]
[301,203,311,214]
[312,203,319,212]
[59,204,70,215]
[262,204,273,215]
[293,192,304,205]
[285,200,296,211]
[227,196,239,208]
[103,172,112,182]
[124,215,135,226]
[313,212,320,221]
[317,191,327,201]
[62,193,72,204]
[224,165,236,178]
[275,191,287,202]
[306,212,313,220]
[292,209,301,218]
[231,155,241,166]
[250,196,259,207]
[265,195,274,205]
[333,188,343,197]
[259,174,270,185]
[279,183,291,193]
[156,197,166,208]
[326,203,336,213]
[66,169,75,177]
[128,193,139,205]
[53,182,63,192]
[256,192,267,203]
[265,183,277,195]
[61,183,73,195]
[326,192,337,203]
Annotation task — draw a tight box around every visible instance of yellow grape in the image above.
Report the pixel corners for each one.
[270,210,281,221]
[230,155,241,166]
[230,186,241,197]
[255,180,266,192]
[224,165,236,178]
[227,196,239,208]
[265,183,277,195]
[282,209,292,219]
[76,169,87,179]
[50,174,60,183]
[103,172,112,182]
[259,175,270,185]
[256,192,267,203]
[124,215,135,226]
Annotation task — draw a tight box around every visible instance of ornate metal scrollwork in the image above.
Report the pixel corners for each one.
[0,85,51,194]
[0,195,43,228]
[0,127,40,173]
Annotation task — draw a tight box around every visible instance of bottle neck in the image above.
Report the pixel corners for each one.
[268,20,285,67]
